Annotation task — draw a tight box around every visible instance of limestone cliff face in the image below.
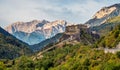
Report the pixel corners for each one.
[5,20,68,45]
[85,3,120,26]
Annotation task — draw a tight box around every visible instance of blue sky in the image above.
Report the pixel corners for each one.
[0,0,120,28]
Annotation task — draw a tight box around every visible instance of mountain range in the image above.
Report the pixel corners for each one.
[3,3,120,51]
[6,20,68,45]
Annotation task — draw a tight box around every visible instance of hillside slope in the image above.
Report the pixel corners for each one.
[90,16,120,36]
[94,24,120,48]
[0,27,32,59]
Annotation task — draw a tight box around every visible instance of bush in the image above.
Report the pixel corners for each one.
[0,61,6,70]
[114,31,119,38]
[16,56,35,70]
[116,51,120,58]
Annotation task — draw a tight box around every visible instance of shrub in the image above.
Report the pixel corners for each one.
[116,51,120,58]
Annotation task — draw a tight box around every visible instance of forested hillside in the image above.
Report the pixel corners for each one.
[94,24,120,48]
[0,23,119,70]
[1,43,120,70]
[0,27,32,59]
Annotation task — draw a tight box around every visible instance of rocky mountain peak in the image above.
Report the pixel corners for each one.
[85,3,120,27]
[6,20,49,33]
[92,6,116,19]
[5,20,68,45]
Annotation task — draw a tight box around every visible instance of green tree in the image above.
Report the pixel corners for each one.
[16,56,35,70]
[0,61,6,70]
[114,30,119,38]
[116,51,120,58]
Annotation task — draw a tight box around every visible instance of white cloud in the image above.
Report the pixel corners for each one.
[0,0,119,28]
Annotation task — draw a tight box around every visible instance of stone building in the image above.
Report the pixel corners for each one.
[63,24,88,41]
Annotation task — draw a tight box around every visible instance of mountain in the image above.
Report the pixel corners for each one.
[90,16,120,36]
[5,20,68,45]
[85,3,120,27]
[0,27,32,59]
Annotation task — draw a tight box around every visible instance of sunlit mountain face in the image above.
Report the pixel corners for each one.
[85,3,120,27]
[5,20,68,45]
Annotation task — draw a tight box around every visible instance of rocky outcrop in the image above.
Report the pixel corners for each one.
[59,24,100,44]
